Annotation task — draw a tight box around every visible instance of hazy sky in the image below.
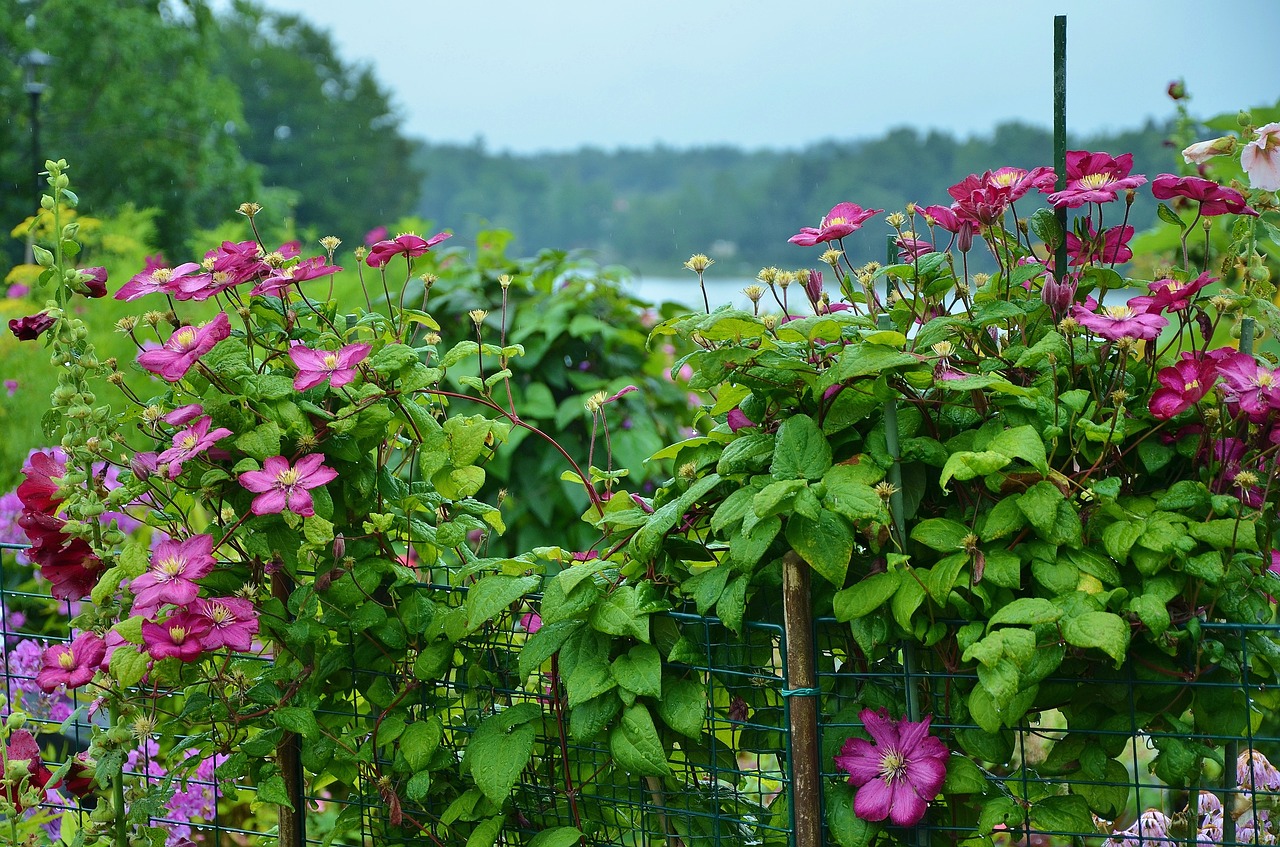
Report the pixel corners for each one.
[220,0,1279,153]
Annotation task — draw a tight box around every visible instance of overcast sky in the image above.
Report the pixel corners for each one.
[218,0,1279,153]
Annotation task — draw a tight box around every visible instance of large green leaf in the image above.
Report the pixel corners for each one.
[609,704,672,776]
[771,414,832,480]
[466,704,541,804]
[786,509,854,586]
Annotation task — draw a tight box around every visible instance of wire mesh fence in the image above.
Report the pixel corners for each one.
[6,537,1280,845]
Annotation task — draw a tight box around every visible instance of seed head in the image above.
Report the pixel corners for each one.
[874,481,899,502]
[678,461,698,481]
[885,212,907,228]
[1235,470,1260,489]
[236,202,263,218]
[468,309,488,326]
[758,266,779,285]
[498,274,514,289]
[142,311,164,327]
[820,249,843,268]
[684,254,713,274]
[743,284,766,303]
[115,316,137,333]
[353,246,368,261]
[319,235,342,255]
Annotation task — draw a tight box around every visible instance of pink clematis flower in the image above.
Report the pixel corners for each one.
[1071,301,1167,342]
[834,708,948,827]
[789,202,880,247]
[163,404,205,426]
[36,631,107,692]
[142,611,212,663]
[129,534,216,615]
[192,596,259,652]
[1065,222,1133,266]
[1241,123,1280,191]
[136,312,232,382]
[1146,272,1213,313]
[1041,272,1078,319]
[1149,354,1219,420]
[947,174,1011,226]
[985,165,1057,202]
[917,203,978,253]
[239,454,338,517]
[288,342,372,390]
[1216,352,1280,420]
[114,260,203,301]
[1047,151,1147,208]
[366,232,452,268]
[251,256,343,297]
[157,416,232,479]
[1151,174,1258,217]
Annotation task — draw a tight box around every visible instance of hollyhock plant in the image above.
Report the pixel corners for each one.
[366,231,452,268]
[789,202,881,246]
[239,454,338,517]
[81,266,108,298]
[142,611,212,663]
[156,416,232,479]
[8,312,55,341]
[129,534,217,615]
[1070,301,1168,342]
[1182,135,1237,165]
[1241,122,1280,191]
[192,597,259,652]
[834,708,948,827]
[136,312,232,382]
[1047,150,1147,208]
[36,631,107,692]
[1150,173,1258,216]
[288,342,372,390]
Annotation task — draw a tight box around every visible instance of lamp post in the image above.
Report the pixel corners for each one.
[21,48,52,213]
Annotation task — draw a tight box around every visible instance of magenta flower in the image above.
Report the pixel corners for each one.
[251,256,343,297]
[192,596,259,652]
[1216,352,1280,420]
[136,312,232,382]
[129,534,216,615]
[1071,301,1168,342]
[366,231,452,268]
[288,342,372,390]
[81,266,109,298]
[917,203,977,252]
[1041,271,1077,319]
[1,730,54,812]
[727,408,756,432]
[1151,174,1258,217]
[142,611,212,663]
[8,312,55,341]
[789,202,880,247]
[163,404,205,426]
[4,379,17,397]
[985,166,1057,202]
[157,416,232,479]
[36,631,107,692]
[1149,355,1219,419]
[1241,122,1280,191]
[239,454,338,517]
[114,260,203,301]
[365,225,389,246]
[518,612,543,634]
[947,174,1010,226]
[834,708,948,827]
[1146,272,1213,313]
[1047,151,1147,208]
[1065,222,1133,266]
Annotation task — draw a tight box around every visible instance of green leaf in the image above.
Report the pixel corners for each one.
[1062,612,1130,665]
[369,342,420,376]
[464,816,504,847]
[518,620,584,677]
[771,414,832,480]
[1130,594,1171,638]
[609,704,672,776]
[1102,521,1144,564]
[256,774,295,810]
[753,478,808,518]
[109,646,149,689]
[834,344,922,381]
[275,707,319,740]
[589,585,650,642]
[235,421,282,460]
[980,497,1026,542]
[987,425,1049,475]
[682,566,731,615]
[826,782,881,847]
[465,574,540,633]
[911,518,971,552]
[939,451,1011,493]
[528,828,586,847]
[656,677,705,738]
[833,571,901,621]
[717,432,775,476]
[786,509,854,586]
[467,704,541,804]
[890,575,925,632]
[570,692,621,741]
[987,598,1061,629]
[1031,794,1096,835]
[1189,519,1256,551]
[610,644,662,698]
[941,755,990,794]
[821,465,883,521]
[401,718,444,772]
[1157,201,1188,230]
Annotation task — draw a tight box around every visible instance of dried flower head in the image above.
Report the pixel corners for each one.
[761,315,778,330]
[678,461,698,481]
[236,202,262,218]
[468,309,488,326]
[498,274,514,289]
[874,481,900,501]
[758,267,779,285]
[743,285,766,303]
[585,390,609,414]
[115,316,137,333]
[885,212,907,228]
[684,254,714,274]
[142,311,165,327]
[424,332,442,345]
[319,235,342,255]
[820,249,843,267]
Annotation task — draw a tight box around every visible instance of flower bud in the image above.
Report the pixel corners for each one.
[1182,135,1238,165]
[1166,79,1187,101]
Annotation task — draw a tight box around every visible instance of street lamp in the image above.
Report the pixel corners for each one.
[20,48,52,213]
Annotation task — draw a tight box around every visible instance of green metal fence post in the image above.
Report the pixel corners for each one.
[1054,15,1069,280]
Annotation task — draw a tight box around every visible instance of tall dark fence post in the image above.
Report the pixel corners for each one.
[782,550,821,847]
[273,572,306,847]
[1053,15,1069,278]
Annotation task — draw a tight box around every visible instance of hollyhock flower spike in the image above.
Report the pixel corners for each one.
[789,202,880,247]
[366,231,452,268]
[1047,151,1147,208]
[289,342,373,391]
[36,631,107,692]
[239,454,339,517]
[137,312,232,382]
[1,730,54,812]
[81,266,109,298]
[834,708,948,826]
[1241,122,1280,191]
[1151,174,1258,217]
